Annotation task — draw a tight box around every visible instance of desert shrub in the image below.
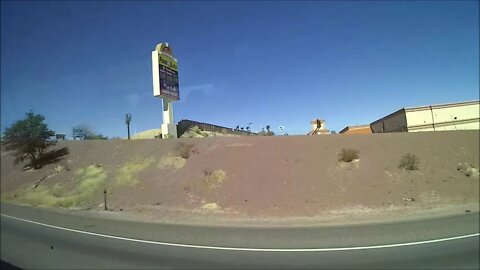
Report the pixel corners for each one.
[175,142,195,159]
[338,148,359,162]
[398,154,419,170]
[202,169,226,189]
[190,125,202,134]
[221,128,228,135]
[457,162,479,177]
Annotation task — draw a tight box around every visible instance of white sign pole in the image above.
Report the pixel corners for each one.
[161,98,177,138]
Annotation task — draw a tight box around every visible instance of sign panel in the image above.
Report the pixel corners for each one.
[152,43,180,101]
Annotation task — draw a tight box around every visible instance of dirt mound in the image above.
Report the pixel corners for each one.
[1,131,479,224]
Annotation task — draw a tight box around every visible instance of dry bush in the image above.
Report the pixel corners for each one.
[202,169,226,189]
[457,162,479,177]
[190,125,202,134]
[399,154,419,171]
[175,142,195,159]
[338,148,359,162]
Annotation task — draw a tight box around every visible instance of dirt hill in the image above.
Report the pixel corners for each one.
[1,131,478,225]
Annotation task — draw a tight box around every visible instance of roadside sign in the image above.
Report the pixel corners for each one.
[152,43,180,100]
[73,128,83,140]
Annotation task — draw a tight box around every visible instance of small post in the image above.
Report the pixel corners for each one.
[103,188,107,210]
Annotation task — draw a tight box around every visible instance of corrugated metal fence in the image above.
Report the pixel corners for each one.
[176,119,250,137]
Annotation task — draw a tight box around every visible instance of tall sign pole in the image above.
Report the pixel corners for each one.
[152,43,180,139]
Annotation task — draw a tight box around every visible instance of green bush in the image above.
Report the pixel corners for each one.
[399,154,419,170]
[338,148,359,162]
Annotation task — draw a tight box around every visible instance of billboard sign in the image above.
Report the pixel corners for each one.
[152,43,180,100]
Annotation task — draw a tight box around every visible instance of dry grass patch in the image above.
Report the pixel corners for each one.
[202,202,220,210]
[116,158,155,186]
[175,142,196,159]
[158,155,186,170]
[338,148,359,162]
[203,169,227,189]
[398,154,419,171]
[3,164,107,208]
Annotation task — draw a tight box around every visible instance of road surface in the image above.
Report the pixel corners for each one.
[1,203,479,269]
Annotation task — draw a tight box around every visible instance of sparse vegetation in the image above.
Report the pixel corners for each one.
[203,169,226,189]
[338,148,359,162]
[398,154,419,171]
[457,162,479,177]
[175,142,195,159]
[202,202,220,210]
[116,158,155,186]
[190,125,202,134]
[4,164,107,208]
[158,155,186,169]
[186,125,208,137]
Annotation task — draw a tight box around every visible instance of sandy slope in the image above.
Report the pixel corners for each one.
[1,131,479,225]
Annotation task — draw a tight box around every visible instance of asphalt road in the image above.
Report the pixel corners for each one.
[1,203,479,269]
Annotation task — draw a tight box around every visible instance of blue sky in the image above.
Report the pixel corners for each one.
[1,1,478,137]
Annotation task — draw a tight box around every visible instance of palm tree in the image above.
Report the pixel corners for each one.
[266,125,271,132]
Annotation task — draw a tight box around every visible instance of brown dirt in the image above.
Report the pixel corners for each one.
[1,131,479,225]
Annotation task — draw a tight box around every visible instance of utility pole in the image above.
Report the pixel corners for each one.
[125,113,132,140]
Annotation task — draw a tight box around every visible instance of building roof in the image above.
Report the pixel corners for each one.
[371,100,479,125]
[404,100,479,112]
[339,124,371,133]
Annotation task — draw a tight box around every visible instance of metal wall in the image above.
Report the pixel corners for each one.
[176,119,250,137]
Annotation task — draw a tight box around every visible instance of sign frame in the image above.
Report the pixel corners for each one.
[152,43,180,101]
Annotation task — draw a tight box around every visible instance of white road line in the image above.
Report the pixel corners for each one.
[1,213,478,252]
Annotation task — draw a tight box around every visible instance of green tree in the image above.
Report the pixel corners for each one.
[2,111,55,169]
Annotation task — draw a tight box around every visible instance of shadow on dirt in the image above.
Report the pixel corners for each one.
[24,147,69,170]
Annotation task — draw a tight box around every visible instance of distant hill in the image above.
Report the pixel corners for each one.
[130,129,161,140]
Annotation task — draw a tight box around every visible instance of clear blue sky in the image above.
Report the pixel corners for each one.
[1,1,478,137]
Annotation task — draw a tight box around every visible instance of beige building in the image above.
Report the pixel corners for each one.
[307,119,330,135]
[340,125,372,134]
[370,100,480,133]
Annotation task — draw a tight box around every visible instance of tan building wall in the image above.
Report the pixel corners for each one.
[406,101,479,132]
[371,100,480,133]
[340,125,372,134]
[370,109,408,133]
